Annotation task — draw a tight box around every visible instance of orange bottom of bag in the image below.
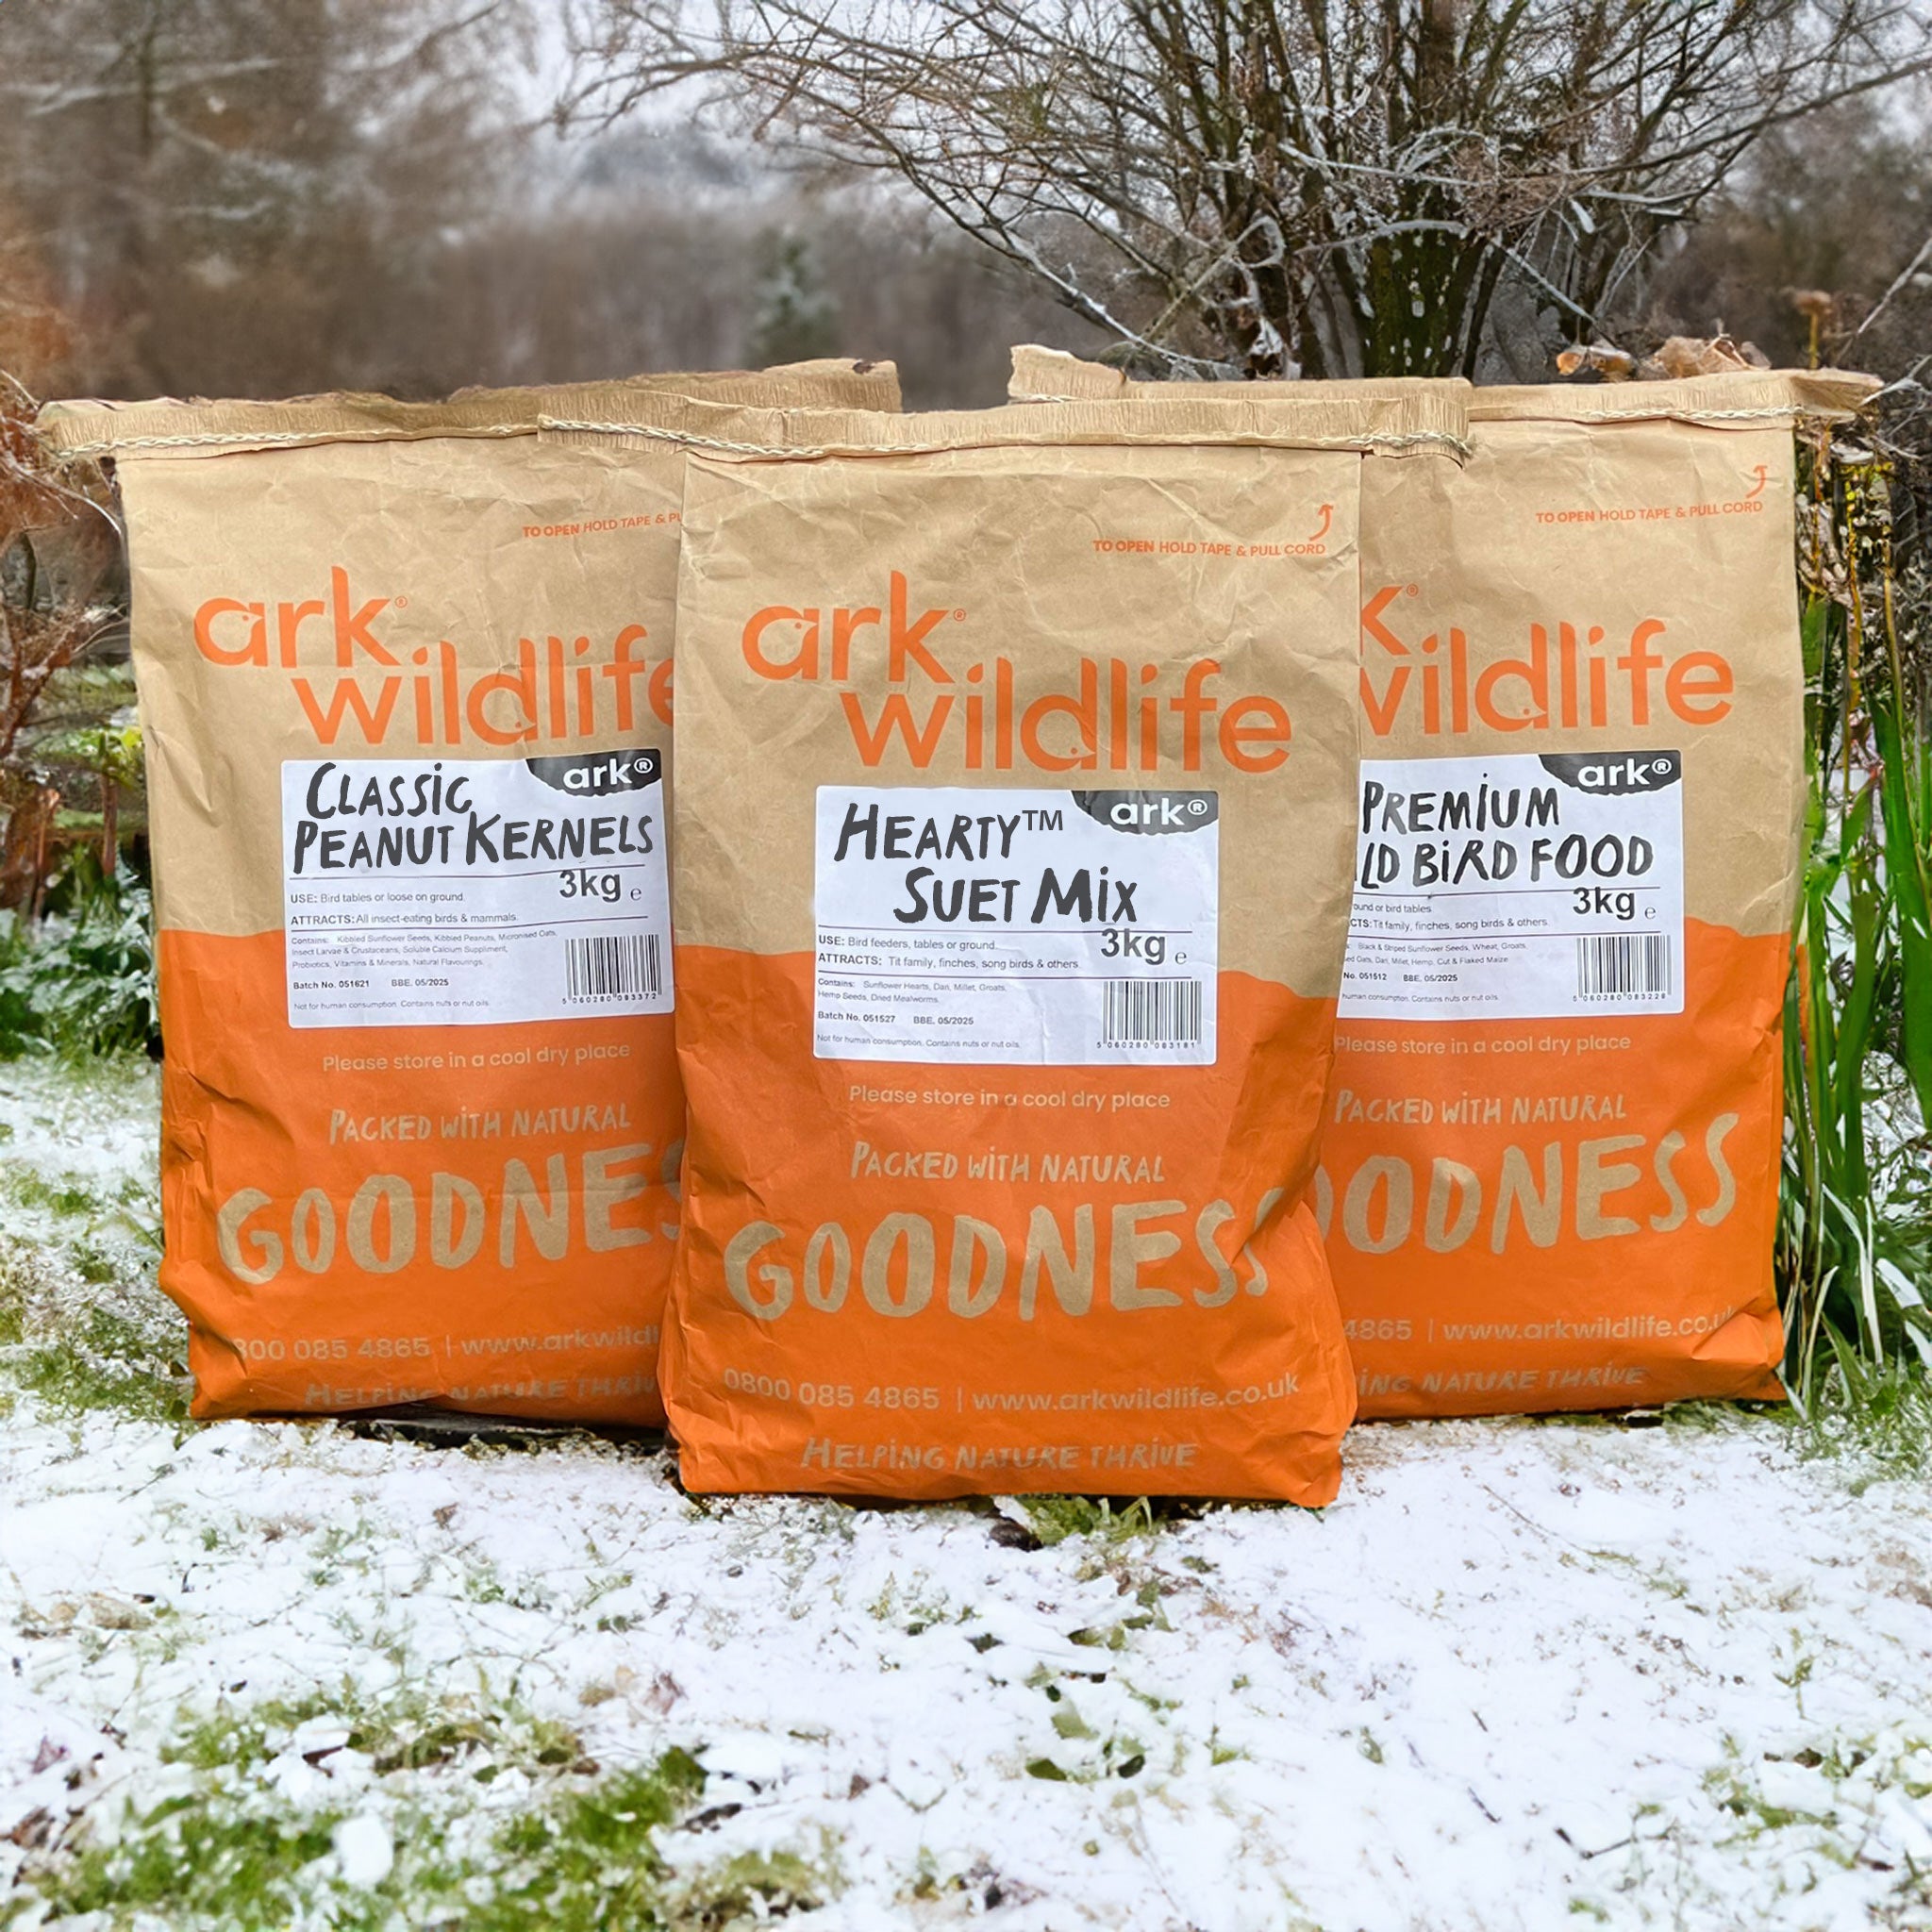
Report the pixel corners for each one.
[661,949,1357,1503]
[157,929,682,1424]
[1320,920,1787,1417]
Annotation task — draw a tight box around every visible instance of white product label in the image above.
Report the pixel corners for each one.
[1339,750,1684,1022]
[282,754,673,1029]
[814,785,1218,1065]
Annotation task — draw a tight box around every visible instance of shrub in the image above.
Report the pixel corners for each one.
[0,855,158,1058]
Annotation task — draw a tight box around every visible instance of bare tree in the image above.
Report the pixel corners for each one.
[566,0,1932,377]
[0,376,121,911]
[1644,95,1932,375]
[0,0,529,397]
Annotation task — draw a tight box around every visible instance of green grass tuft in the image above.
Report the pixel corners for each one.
[1795,1342,1932,1475]
[6,1686,756,1932]
[1017,1494,1161,1547]
[18,1798,344,1930]
[0,1238,188,1424]
[662,1843,834,1928]
[163,1683,591,1782]
[478,1750,708,1931]
[1780,432,1932,1412]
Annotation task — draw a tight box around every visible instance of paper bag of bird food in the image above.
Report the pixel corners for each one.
[1332,370,1874,1416]
[36,358,900,1423]
[1011,347,1879,1414]
[552,382,1466,1499]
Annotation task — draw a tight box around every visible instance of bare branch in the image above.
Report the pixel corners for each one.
[563,0,1932,374]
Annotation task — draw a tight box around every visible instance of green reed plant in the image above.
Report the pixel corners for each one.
[1779,423,1932,1411]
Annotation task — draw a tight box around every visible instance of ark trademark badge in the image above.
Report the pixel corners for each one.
[525,749,662,795]
[1071,789,1220,835]
[1538,750,1681,795]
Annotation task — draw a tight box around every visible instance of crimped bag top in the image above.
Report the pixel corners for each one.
[1462,369,1877,425]
[36,359,901,459]
[1008,342,1474,414]
[621,387,1466,1503]
[543,385,1468,458]
[1006,343,1873,424]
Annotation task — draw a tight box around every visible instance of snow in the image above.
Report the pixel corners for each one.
[4,1058,1931,1930]
[331,1814,395,1888]
[0,1056,158,1204]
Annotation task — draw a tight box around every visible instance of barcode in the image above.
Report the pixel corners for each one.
[1575,934,1672,999]
[1101,976,1203,1046]
[563,932,662,1002]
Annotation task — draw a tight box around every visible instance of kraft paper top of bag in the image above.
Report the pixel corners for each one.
[540,383,1471,458]
[1008,342,1474,408]
[1464,369,1878,424]
[1008,342,1876,425]
[35,359,902,458]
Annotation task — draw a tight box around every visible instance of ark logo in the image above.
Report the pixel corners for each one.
[740,573,1292,775]
[194,566,392,669]
[190,570,669,748]
[1072,789,1220,834]
[1359,585,1734,737]
[1540,750,1682,794]
[526,749,663,795]
[742,572,950,685]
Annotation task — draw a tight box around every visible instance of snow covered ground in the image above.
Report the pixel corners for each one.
[3,1056,1930,1932]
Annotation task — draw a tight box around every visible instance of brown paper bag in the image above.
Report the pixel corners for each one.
[36,359,899,1424]
[1009,345,1877,1415]
[1334,372,1874,1416]
[550,384,1468,1500]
